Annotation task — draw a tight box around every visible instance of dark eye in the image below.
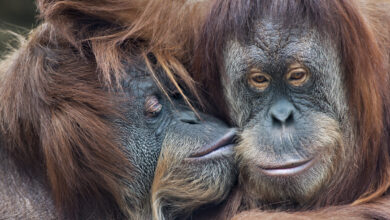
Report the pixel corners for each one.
[248,69,271,91]
[286,64,310,87]
[145,96,162,117]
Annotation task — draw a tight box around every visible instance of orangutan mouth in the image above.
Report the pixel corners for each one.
[186,129,236,161]
[257,158,316,176]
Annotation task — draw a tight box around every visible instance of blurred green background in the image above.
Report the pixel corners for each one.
[0,0,38,55]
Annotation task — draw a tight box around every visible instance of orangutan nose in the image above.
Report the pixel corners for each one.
[270,99,295,127]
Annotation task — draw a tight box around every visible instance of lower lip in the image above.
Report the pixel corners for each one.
[257,159,315,176]
[184,144,234,162]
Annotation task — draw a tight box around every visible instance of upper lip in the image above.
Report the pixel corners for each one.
[188,128,237,158]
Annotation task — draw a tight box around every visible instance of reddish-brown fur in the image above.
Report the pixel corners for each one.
[38,0,212,103]
[232,195,390,220]
[0,0,209,218]
[1,24,131,218]
[192,0,390,218]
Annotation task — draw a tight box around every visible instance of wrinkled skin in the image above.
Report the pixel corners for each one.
[223,19,352,207]
[118,60,237,219]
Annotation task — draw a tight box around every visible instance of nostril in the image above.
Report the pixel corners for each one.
[285,112,294,125]
[271,114,282,127]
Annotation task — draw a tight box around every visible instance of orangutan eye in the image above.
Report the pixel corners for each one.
[286,64,310,87]
[145,96,162,117]
[248,69,271,91]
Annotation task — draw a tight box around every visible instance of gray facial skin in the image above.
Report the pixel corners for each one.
[116,60,237,219]
[223,20,353,206]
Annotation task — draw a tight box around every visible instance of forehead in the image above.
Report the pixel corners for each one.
[127,77,158,98]
[223,19,334,78]
[122,63,159,98]
[250,20,314,57]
